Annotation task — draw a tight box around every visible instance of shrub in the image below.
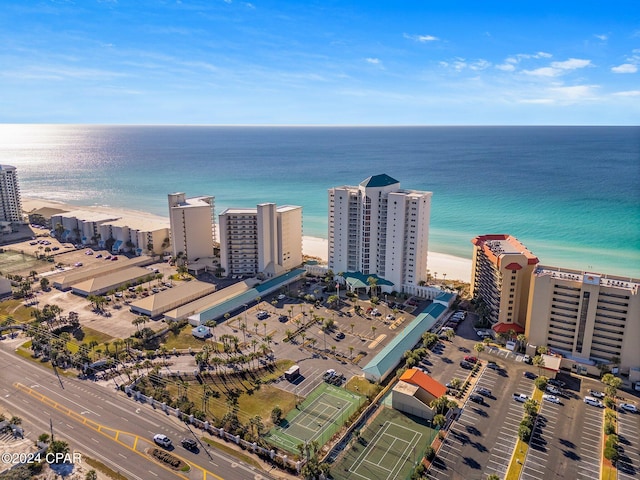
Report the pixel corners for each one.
[518,424,532,442]
[424,446,435,461]
[604,446,619,463]
[604,421,616,435]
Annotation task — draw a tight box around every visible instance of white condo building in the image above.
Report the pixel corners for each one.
[168,193,216,262]
[328,174,432,292]
[0,165,23,223]
[219,203,302,277]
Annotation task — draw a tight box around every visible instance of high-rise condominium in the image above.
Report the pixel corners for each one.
[328,174,432,291]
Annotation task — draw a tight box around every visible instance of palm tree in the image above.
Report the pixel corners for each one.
[533,355,545,376]
[371,325,377,338]
[474,342,485,360]
[517,334,527,353]
[349,345,354,360]
[367,276,378,298]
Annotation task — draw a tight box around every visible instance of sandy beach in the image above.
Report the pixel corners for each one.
[23,197,472,283]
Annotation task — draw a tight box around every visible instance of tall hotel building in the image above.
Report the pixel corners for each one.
[470,234,539,333]
[526,267,640,376]
[328,174,432,291]
[219,203,302,277]
[168,193,216,262]
[0,165,23,223]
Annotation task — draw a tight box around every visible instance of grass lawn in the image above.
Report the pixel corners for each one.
[161,325,215,350]
[164,360,296,427]
[0,299,36,323]
[345,375,381,399]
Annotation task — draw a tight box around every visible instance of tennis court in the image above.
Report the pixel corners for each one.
[332,407,436,480]
[266,382,364,453]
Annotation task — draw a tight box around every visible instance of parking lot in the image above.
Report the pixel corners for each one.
[617,405,640,480]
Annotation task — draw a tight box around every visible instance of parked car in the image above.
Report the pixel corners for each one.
[278,315,288,322]
[589,390,605,398]
[546,385,562,395]
[584,396,604,407]
[153,434,172,448]
[486,361,500,370]
[548,378,566,388]
[543,394,561,404]
[464,356,478,364]
[335,331,345,340]
[469,394,484,404]
[513,393,529,403]
[95,253,102,258]
[523,371,538,380]
[523,354,532,364]
[476,387,492,397]
[277,294,286,300]
[460,360,474,369]
[619,403,638,413]
[256,311,269,320]
[181,438,198,450]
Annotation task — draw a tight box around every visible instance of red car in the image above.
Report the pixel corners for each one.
[464,356,478,364]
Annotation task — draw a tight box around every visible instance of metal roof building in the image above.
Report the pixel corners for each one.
[362,302,446,382]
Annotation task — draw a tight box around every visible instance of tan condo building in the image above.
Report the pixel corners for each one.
[526,267,640,379]
[168,193,216,262]
[470,234,539,334]
[219,203,302,278]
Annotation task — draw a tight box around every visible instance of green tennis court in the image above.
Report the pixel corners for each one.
[331,407,436,480]
[266,382,364,453]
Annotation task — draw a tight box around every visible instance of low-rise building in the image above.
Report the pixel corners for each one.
[392,368,447,421]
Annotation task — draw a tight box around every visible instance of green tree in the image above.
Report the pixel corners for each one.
[533,355,545,375]
[474,342,485,359]
[85,470,98,480]
[271,406,283,425]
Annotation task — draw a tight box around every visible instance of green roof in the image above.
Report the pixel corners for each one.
[362,302,446,382]
[360,174,399,188]
[343,271,394,289]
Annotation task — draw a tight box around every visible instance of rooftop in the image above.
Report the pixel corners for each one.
[360,173,400,188]
[535,265,639,292]
[399,368,447,398]
[472,234,539,266]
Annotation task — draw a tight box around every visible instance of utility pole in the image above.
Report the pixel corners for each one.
[50,418,54,443]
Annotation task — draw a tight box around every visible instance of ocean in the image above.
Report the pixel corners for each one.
[1,125,638,278]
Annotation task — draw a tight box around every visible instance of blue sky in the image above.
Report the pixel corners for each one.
[1,1,638,125]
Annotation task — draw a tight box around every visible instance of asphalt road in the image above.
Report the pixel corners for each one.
[0,342,277,480]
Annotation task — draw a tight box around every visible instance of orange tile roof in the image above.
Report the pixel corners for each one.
[400,368,447,398]
[492,322,525,334]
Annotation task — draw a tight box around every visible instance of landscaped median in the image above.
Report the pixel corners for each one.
[504,387,543,480]
[601,406,618,480]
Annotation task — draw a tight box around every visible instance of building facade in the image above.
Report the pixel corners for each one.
[328,174,431,291]
[219,203,302,277]
[470,234,539,332]
[0,165,23,223]
[526,267,640,377]
[168,193,216,262]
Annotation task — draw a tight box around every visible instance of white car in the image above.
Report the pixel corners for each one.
[589,390,605,398]
[543,394,561,404]
[277,294,286,300]
[546,385,562,395]
[513,393,529,403]
[584,396,604,408]
[619,403,638,413]
[153,434,172,448]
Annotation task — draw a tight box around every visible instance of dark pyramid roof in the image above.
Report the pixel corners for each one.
[360,174,399,188]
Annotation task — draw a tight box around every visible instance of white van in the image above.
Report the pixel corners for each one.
[584,396,604,407]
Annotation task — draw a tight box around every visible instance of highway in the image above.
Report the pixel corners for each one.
[0,341,277,480]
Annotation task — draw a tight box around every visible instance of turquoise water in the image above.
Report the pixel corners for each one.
[1,125,638,277]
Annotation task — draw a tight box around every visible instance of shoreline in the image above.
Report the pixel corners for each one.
[22,196,472,283]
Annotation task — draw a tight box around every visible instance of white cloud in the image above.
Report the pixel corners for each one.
[469,59,491,71]
[523,58,591,77]
[496,63,516,71]
[403,33,439,42]
[613,90,640,97]
[365,58,380,64]
[548,85,598,100]
[551,58,591,70]
[594,34,608,41]
[611,63,638,73]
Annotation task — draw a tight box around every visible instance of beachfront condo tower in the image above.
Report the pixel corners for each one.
[168,193,216,262]
[219,203,302,278]
[525,267,640,379]
[328,174,432,292]
[0,164,23,223]
[470,234,539,335]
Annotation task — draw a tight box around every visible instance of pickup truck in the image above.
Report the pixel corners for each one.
[513,393,529,403]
